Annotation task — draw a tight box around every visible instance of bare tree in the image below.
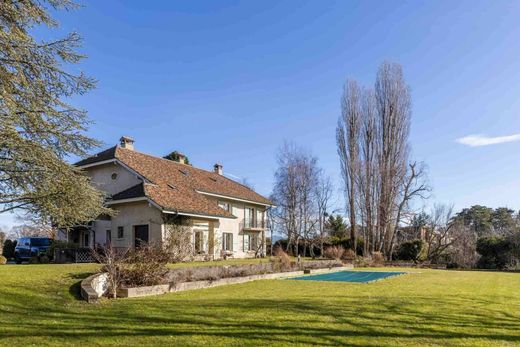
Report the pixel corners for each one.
[272,142,319,256]
[337,80,362,252]
[358,88,378,255]
[425,203,469,262]
[91,246,128,299]
[314,172,334,256]
[336,62,427,259]
[163,222,194,263]
[374,62,411,255]
[388,162,431,259]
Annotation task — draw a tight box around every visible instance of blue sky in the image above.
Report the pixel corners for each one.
[3,0,520,229]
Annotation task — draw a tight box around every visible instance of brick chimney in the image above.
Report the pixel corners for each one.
[119,136,135,150]
[214,163,223,175]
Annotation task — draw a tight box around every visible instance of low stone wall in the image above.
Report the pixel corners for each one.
[81,273,108,303]
[119,265,351,298]
[81,261,352,302]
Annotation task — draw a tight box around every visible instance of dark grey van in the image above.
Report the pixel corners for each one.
[14,237,52,264]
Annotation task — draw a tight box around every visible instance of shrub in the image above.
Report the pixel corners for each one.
[2,239,16,260]
[165,259,343,284]
[476,236,510,269]
[371,251,384,265]
[324,245,345,260]
[328,237,364,255]
[28,256,40,264]
[271,247,292,272]
[39,255,50,264]
[342,249,356,261]
[397,240,425,262]
[163,222,194,263]
[120,243,170,287]
[0,255,7,264]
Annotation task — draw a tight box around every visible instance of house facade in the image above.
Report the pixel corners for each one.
[58,136,273,259]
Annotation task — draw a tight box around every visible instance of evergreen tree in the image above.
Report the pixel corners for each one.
[0,1,110,227]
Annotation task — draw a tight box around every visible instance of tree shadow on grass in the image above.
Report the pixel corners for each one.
[2,288,520,346]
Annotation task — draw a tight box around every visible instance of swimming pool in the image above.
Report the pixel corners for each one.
[290,270,405,283]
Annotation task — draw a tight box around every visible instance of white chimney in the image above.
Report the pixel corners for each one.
[213,163,223,175]
[119,136,134,150]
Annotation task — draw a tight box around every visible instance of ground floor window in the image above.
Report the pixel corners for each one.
[222,232,233,251]
[244,233,259,251]
[117,226,124,239]
[106,230,111,246]
[194,231,204,254]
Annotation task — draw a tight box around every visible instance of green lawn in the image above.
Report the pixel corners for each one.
[1,264,519,346]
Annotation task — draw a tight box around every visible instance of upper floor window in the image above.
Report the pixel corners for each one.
[111,173,118,180]
[218,201,231,212]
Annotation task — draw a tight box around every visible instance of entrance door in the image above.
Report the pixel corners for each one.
[134,225,149,248]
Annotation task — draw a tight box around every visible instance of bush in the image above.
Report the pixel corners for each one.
[342,249,356,261]
[120,243,170,287]
[271,247,292,272]
[371,251,384,265]
[324,245,345,260]
[39,255,50,264]
[397,240,425,262]
[328,237,364,255]
[28,256,40,264]
[2,239,16,260]
[0,255,7,264]
[165,259,343,284]
[476,236,510,269]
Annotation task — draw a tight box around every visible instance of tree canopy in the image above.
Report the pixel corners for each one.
[163,151,190,165]
[0,0,110,227]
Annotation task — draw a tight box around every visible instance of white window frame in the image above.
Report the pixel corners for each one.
[222,232,233,251]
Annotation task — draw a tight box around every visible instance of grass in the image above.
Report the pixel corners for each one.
[1,263,520,346]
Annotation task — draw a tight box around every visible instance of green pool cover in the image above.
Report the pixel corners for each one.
[290,270,405,283]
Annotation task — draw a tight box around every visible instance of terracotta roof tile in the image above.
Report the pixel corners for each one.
[79,146,272,218]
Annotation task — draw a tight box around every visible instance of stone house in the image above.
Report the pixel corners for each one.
[57,136,273,259]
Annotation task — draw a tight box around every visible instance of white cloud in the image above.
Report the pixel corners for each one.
[223,172,242,180]
[456,133,520,147]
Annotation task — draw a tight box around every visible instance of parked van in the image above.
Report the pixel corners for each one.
[14,237,52,264]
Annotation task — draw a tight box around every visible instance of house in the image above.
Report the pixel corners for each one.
[58,136,273,259]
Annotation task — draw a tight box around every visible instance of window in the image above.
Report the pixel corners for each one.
[244,233,259,251]
[117,226,124,239]
[111,173,118,180]
[106,230,111,245]
[30,238,50,247]
[218,201,230,212]
[194,231,203,254]
[222,233,233,251]
[245,207,255,228]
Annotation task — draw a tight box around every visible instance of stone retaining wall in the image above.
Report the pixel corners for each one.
[80,273,108,303]
[81,264,352,302]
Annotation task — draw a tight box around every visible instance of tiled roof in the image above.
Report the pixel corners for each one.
[75,146,117,166]
[111,183,145,201]
[78,146,273,218]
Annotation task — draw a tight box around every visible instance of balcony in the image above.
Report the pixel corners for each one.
[241,218,266,231]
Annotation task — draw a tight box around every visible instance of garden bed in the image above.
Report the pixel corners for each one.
[81,259,345,302]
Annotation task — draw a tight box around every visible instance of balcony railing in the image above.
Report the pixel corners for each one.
[241,218,266,230]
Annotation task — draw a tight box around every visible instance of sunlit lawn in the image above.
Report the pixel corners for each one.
[1,262,519,346]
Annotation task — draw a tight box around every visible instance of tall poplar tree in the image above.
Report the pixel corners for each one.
[0,1,109,227]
